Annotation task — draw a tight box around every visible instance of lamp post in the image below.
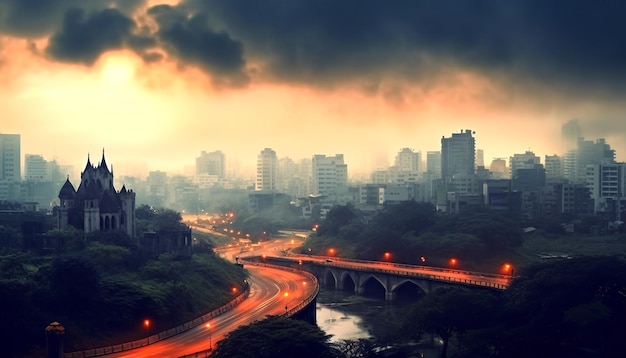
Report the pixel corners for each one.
[384,252,390,262]
[284,292,289,313]
[143,319,150,342]
[206,323,212,351]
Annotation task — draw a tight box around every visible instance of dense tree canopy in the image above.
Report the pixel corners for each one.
[211,316,340,358]
[401,286,501,358]
[483,256,626,357]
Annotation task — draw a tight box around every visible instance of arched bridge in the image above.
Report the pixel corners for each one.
[247,255,510,300]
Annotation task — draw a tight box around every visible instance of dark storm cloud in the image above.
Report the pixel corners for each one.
[179,0,626,92]
[0,0,144,37]
[147,5,249,86]
[2,0,626,93]
[45,7,153,65]
[187,0,512,85]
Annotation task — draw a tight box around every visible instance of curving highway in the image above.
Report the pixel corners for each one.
[100,265,316,358]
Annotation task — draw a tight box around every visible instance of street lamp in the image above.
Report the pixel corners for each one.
[284,292,289,312]
[143,319,150,339]
[449,258,457,267]
[503,263,513,276]
[384,252,391,261]
[206,323,212,351]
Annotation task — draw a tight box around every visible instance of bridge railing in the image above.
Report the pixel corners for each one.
[327,261,508,290]
[65,282,251,358]
[296,254,509,279]
[272,254,510,290]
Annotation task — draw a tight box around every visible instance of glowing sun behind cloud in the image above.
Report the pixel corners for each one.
[98,52,136,85]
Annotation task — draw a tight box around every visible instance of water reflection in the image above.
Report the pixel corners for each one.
[315,288,389,342]
[317,303,372,342]
[316,288,444,357]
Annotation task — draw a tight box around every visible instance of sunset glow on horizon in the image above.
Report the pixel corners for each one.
[2,1,625,180]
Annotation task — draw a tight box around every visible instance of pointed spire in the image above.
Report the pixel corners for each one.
[83,153,92,172]
[100,148,110,173]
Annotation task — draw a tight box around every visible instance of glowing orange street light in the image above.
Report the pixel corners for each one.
[384,252,391,261]
[206,323,212,350]
[503,263,513,275]
[232,287,238,294]
[143,319,150,338]
[328,248,335,256]
[449,258,457,267]
[284,292,289,312]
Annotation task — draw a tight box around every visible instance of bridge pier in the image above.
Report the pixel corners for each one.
[385,291,395,301]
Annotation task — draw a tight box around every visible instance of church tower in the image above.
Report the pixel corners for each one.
[57,150,136,238]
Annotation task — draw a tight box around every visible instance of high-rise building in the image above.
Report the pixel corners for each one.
[565,138,616,183]
[441,129,475,183]
[476,149,485,168]
[509,151,541,178]
[277,157,311,198]
[545,155,563,180]
[256,148,277,191]
[312,154,348,200]
[394,148,420,172]
[586,163,626,218]
[0,133,21,182]
[489,158,508,179]
[426,151,441,176]
[195,150,225,178]
[25,154,48,182]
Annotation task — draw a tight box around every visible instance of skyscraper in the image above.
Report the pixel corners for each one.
[196,150,225,178]
[509,151,541,178]
[25,154,48,182]
[441,129,475,183]
[565,138,616,183]
[426,151,441,176]
[256,148,277,191]
[394,148,420,172]
[312,154,348,200]
[545,155,563,180]
[0,133,21,182]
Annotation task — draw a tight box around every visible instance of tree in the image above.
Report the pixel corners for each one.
[317,205,361,237]
[403,286,500,358]
[211,316,341,358]
[485,256,626,357]
[371,201,437,236]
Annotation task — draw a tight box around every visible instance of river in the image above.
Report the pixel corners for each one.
[316,288,447,357]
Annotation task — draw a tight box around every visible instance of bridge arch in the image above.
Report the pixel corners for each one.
[390,279,427,302]
[357,274,387,300]
[340,271,357,293]
[323,270,338,289]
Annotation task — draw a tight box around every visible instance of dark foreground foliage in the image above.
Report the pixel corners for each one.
[0,206,248,357]
[211,316,341,358]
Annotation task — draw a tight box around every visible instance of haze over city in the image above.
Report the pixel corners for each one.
[2,1,625,178]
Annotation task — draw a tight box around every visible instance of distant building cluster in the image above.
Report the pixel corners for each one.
[2,118,626,229]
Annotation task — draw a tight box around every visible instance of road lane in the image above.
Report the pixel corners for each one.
[101,265,315,358]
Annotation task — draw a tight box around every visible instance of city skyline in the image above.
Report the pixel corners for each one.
[3,1,626,178]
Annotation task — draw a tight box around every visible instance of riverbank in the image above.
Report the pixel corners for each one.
[316,288,452,357]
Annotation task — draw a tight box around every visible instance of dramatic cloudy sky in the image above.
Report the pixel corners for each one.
[2,0,625,179]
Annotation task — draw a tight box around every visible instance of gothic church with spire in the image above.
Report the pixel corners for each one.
[57,151,136,238]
